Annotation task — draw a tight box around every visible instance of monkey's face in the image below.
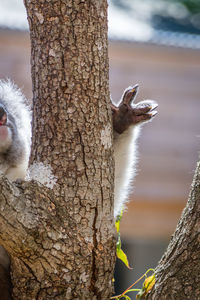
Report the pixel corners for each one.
[0,104,12,151]
[0,104,7,126]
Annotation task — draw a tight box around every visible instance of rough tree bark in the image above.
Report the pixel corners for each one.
[146,161,200,300]
[0,0,116,299]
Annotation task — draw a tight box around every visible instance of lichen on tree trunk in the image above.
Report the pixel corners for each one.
[0,0,116,299]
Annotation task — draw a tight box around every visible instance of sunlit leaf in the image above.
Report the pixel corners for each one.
[115,209,123,233]
[116,233,132,269]
[112,269,155,300]
[116,247,132,269]
[115,219,120,233]
[143,275,155,293]
[136,271,155,299]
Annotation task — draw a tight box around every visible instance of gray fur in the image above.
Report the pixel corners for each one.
[0,79,32,180]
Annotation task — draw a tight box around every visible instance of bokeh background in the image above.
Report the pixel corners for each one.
[0,0,200,296]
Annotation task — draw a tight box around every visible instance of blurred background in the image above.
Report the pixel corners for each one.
[0,0,200,297]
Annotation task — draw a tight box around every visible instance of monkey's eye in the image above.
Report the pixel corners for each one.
[0,113,7,126]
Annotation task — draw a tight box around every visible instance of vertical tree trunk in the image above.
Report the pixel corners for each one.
[0,0,116,299]
[146,161,200,299]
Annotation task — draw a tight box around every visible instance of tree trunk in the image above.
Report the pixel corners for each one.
[0,0,116,299]
[146,161,200,300]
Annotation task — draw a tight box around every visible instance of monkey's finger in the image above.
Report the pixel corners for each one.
[149,110,158,117]
[122,84,139,105]
[150,103,158,111]
[133,101,158,115]
[132,105,152,116]
[135,100,157,109]
[132,110,158,124]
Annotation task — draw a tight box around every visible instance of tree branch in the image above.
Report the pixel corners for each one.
[146,161,200,299]
[0,0,116,298]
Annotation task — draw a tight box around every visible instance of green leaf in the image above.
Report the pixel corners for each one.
[115,218,120,233]
[115,209,123,233]
[136,270,155,299]
[116,247,132,269]
[115,209,132,269]
[116,233,121,250]
[116,231,132,269]
[143,274,155,293]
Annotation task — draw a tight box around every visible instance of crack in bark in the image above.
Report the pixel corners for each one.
[78,130,89,182]
[23,261,39,283]
[90,206,99,298]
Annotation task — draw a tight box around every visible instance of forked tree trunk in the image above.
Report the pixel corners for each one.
[146,161,200,300]
[0,0,116,298]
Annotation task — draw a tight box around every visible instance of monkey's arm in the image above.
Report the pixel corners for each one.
[111,85,158,217]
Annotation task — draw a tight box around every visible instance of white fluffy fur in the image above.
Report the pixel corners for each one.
[113,97,157,218]
[114,126,140,217]
[0,79,31,181]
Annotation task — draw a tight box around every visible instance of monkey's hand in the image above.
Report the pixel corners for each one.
[111,84,158,134]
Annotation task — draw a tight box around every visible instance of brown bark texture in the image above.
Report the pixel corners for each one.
[146,161,200,300]
[0,0,116,299]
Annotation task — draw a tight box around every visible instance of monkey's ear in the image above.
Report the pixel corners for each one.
[121,84,139,106]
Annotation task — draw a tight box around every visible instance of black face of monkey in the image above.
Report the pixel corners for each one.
[0,104,7,126]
